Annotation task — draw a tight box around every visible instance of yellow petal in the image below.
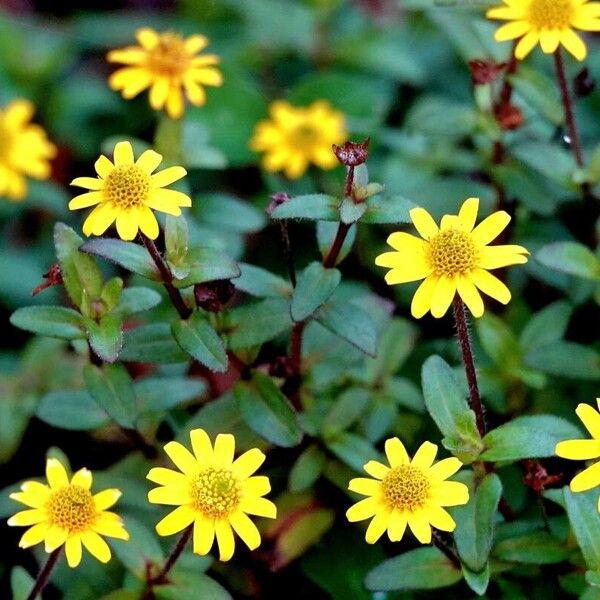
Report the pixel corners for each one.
[147,467,189,487]
[385,438,410,468]
[495,20,531,41]
[147,188,192,209]
[387,509,408,542]
[93,489,122,511]
[166,86,185,120]
[116,210,139,241]
[155,505,195,536]
[83,203,118,237]
[215,519,235,561]
[65,535,83,568]
[188,67,223,87]
[232,448,265,479]
[81,531,112,563]
[113,141,134,166]
[94,155,114,179]
[164,441,201,477]
[93,513,129,540]
[213,433,235,467]
[7,509,46,526]
[471,210,511,245]
[411,442,438,470]
[427,457,463,481]
[189,428,214,467]
[539,28,561,53]
[576,403,600,439]
[149,78,170,110]
[470,269,511,304]
[411,275,439,319]
[560,28,587,61]
[487,5,524,20]
[148,485,191,505]
[426,505,456,532]
[44,525,68,552]
[239,496,277,519]
[457,197,479,231]
[348,478,381,497]
[243,475,271,497]
[570,461,600,492]
[515,29,540,59]
[71,468,92,490]
[144,191,184,216]
[478,246,529,270]
[70,177,103,190]
[136,27,159,49]
[363,460,389,479]
[346,496,379,522]
[456,276,484,318]
[46,458,69,490]
[430,275,456,319]
[135,149,163,175]
[193,516,215,555]
[151,166,187,188]
[407,511,432,544]
[18,522,48,548]
[184,34,209,54]
[229,511,261,551]
[137,205,159,240]
[184,79,207,106]
[365,509,390,544]
[69,192,103,210]
[431,480,470,506]
[556,439,600,460]
[409,207,439,240]
[382,261,432,286]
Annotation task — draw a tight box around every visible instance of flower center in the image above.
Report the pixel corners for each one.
[46,485,97,532]
[147,33,190,77]
[104,165,150,209]
[428,228,479,277]
[190,468,241,519]
[528,0,574,28]
[290,123,319,148]
[0,120,13,161]
[382,465,431,511]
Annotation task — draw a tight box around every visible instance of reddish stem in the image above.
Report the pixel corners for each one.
[26,548,62,600]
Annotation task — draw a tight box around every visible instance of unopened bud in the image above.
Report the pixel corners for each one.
[468,59,506,85]
[494,103,524,130]
[194,280,236,312]
[332,138,370,167]
[266,192,291,217]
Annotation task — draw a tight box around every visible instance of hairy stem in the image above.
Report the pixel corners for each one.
[431,530,461,570]
[323,222,351,269]
[26,548,62,600]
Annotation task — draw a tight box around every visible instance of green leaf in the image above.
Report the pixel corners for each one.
[11,566,34,600]
[493,531,571,564]
[421,355,482,462]
[520,301,573,351]
[100,277,124,312]
[115,287,162,316]
[85,313,123,363]
[194,193,265,234]
[512,141,575,187]
[135,377,206,413]
[475,313,520,367]
[10,306,85,340]
[53,222,103,308]
[340,197,368,224]
[365,547,463,591]
[80,238,160,280]
[536,242,600,280]
[155,570,232,600]
[83,364,137,429]
[164,214,189,267]
[564,487,600,570]
[289,445,326,493]
[481,415,582,462]
[37,390,110,430]
[121,323,188,364]
[325,432,380,472]
[172,312,228,373]
[322,388,370,437]
[225,298,293,350]
[315,299,377,357]
[317,222,356,265]
[362,194,415,224]
[235,372,302,447]
[235,263,292,298]
[508,66,563,125]
[524,341,600,380]
[172,247,240,288]
[453,472,502,573]
[463,564,490,596]
[270,194,340,221]
[291,262,341,322]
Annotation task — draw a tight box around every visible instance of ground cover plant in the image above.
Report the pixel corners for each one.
[1,0,600,598]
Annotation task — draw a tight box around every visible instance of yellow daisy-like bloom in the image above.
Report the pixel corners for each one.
[556,399,600,509]
[7,458,129,568]
[487,0,600,61]
[346,439,469,544]
[0,99,56,201]
[375,197,529,319]
[250,100,347,179]
[107,28,223,119]
[69,140,191,241]
[147,428,277,562]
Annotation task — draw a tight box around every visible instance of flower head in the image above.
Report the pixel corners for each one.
[250,100,347,179]
[346,439,469,544]
[556,399,600,509]
[0,99,56,201]
[69,140,191,241]
[108,28,223,119]
[375,197,529,319]
[8,458,129,568]
[148,428,277,561]
[487,0,600,61]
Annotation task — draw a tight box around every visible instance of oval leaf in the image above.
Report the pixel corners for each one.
[291,262,341,322]
[10,306,85,340]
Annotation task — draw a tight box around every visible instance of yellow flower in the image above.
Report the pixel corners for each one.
[375,197,529,319]
[250,100,347,179]
[556,399,600,509]
[107,28,223,119]
[7,458,129,568]
[487,0,600,61]
[0,99,56,201]
[346,439,469,544]
[147,428,277,562]
[69,140,191,241]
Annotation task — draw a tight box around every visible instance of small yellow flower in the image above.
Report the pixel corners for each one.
[375,197,529,319]
[556,399,600,509]
[148,428,277,562]
[0,99,56,201]
[250,100,347,179]
[8,458,129,568]
[487,0,600,61]
[107,28,223,119]
[347,439,469,544]
[69,140,191,241]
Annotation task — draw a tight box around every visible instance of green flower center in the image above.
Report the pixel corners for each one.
[104,165,150,209]
[290,123,319,148]
[428,228,479,277]
[382,465,431,511]
[147,33,190,77]
[46,485,97,532]
[190,468,241,518]
[528,0,574,29]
